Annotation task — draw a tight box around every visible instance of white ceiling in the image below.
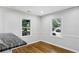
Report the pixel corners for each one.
[6,6,73,16]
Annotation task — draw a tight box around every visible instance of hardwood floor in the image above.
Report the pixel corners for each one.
[12,41,74,53]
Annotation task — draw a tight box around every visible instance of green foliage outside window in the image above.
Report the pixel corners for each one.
[52,18,61,31]
[22,19,30,36]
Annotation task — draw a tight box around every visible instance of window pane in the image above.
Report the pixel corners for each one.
[52,18,61,36]
[22,19,30,36]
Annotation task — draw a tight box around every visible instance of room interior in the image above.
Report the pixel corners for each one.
[0,6,79,53]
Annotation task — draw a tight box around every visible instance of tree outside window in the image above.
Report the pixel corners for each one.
[22,19,30,36]
[52,18,61,36]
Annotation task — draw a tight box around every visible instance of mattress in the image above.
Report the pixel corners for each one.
[0,33,27,52]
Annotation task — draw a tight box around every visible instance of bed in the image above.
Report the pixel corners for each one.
[0,33,27,52]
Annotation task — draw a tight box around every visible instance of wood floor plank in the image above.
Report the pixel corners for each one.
[12,41,74,53]
[32,42,56,53]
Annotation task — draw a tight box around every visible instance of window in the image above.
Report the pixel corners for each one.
[52,18,61,36]
[22,19,30,36]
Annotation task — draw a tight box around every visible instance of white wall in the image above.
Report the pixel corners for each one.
[0,7,41,43]
[0,8,4,33]
[41,7,79,52]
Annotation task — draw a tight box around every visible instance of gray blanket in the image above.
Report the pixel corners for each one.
[0,33,27,52]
